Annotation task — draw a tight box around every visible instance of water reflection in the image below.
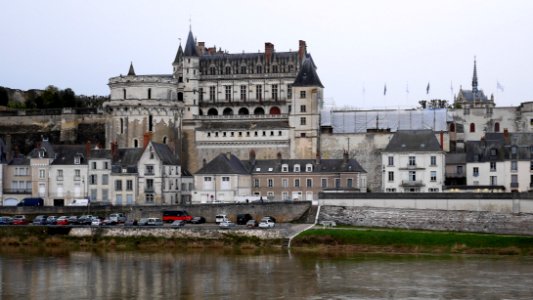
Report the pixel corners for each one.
[1,250,532,299]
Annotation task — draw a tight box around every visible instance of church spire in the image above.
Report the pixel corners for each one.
[472,57,478,94]
[127,62,136,76]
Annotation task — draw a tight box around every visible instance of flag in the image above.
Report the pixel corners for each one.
[426,82,430,94]
[384,84,387,96]
[497,81,504,92]
[450,81,453,93]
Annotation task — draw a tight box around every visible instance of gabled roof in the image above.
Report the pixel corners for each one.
[183,30,199,57]
[384,130,441,152]
[51,145,87,165]
[28,138,56,159]
[8,154,29,166]
[151,142,180,165]
[457,89,489,102]
[113,148,144,167]
[196,153,250,175]
[292,54,323,88]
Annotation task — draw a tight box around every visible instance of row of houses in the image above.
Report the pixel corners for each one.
[1,128,532,206]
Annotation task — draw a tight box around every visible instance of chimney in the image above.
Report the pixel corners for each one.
[315,152,321,165]
[203,158,207,167]
[110,142,118,160]
[265,42,274,64]
[503,128,509,144]
[226,152,232,160]
[198,41,205,55]
[343,150,349,163]
[277,152,282,164]
[298,40,307,64]
[143,132,152,148]
[85,140,91,158]
[249,149,256,165]
[439,131,444,150]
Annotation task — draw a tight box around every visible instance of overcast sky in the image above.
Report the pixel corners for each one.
[1,0,532,108]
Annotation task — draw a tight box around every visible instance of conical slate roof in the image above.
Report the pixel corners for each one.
[127,62,136,76]
[292,54,323,88]
[173,44,183,65]
[183,30,198,57]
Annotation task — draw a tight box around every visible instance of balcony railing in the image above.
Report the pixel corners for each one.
[56,176,63,181]
[145,187,155,193]
[400,180,425,187]
[194,113,288,120]
[510,182,519,188]
[3,189,32,194]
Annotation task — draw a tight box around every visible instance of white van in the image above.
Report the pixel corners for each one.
[67,199,89,206]
[215,214,228,224]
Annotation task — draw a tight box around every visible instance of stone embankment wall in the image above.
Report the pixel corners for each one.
[0,202,312,223]
[69,227,286,240]
[319,206,533,236]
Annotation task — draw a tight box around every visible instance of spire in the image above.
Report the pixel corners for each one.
[183,30,198,57]
[472,57,478,94]
[292,54,324,88]
[127,62,136,76]
[173,44,183,65]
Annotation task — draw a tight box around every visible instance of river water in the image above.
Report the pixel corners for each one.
[0,250,532,299]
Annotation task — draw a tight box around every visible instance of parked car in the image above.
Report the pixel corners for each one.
[190,216,206,224]
[46,216,58,225]
[16,197,44,207]
[124,219,138,226]
[102,218,117,226]
[109,213,127,223]
[246,219,258,228]
[215,214,228,224]
[139,218,163,226]
[170,220,186,228]
[77,215,95,225]
[0,216,13,225]
[258,219,275,228]
[67,216,79,225]
[12,215,29,225]
[236,213,253,225]
[56,216,70,226]
[219,220,236,229]
[32,215,48,225]
[91,217,103,226]
[262,216,277,223]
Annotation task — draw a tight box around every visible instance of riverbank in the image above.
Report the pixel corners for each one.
[291,227,533,255]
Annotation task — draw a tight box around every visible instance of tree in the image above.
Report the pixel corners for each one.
[0,87,8,106]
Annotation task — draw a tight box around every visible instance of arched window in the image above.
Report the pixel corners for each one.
[470,123,476,132]
[223,108,233,115]
[254,107,265,115]
[238,107,249,115]
[123,89,126,99]
[269,106,281,115]
[207,108,218,116]
[148,88,152,99]
[209,67,216,75]
[449,123,455,132]
[133,139,139,148]
[162,136,167,144]
[494,122,500,132]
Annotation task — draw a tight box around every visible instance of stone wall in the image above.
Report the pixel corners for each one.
[319,205,533,236]
[0,202,312,223]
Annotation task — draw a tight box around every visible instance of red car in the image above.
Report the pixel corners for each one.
[56,216,70,226]
[12,215,29,225]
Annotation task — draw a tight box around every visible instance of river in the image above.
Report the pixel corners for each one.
[0,250,532,299]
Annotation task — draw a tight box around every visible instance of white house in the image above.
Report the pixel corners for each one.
[382,130,445,192]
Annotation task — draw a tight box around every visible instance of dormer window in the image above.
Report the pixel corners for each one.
[490,148,497,156]
[294,164,301,172]
[74,156,81,165]
[306,164,313,172]
[281,164,288,172]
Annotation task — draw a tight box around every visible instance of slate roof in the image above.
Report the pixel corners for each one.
[51,145,87,165]
[112,148,144,167]
[173,44,183,65]
[195,153,250,175]
[183,30,199,57]
[198,121,290,130]
[292,54,324,88]
[445,152,466,165]
[152,142,180,165]
[466,132,533,162]
[248,158,366,174]
[8,155,29,166]
[89,149,112,159]
[384,130,442,152]
[127,62,136,76]
[457,89,489,102]
[28,138,56,159]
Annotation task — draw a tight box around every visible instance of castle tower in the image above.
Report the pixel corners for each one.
[181,29,200,120]
[289,54,324,159]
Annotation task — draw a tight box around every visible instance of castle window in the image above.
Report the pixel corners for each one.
[123,89,126,99]
[223,132,226,137]
[225,86,232,101]
[288,65,294,72]
[178,76,183,83]
[238,132,242,137]
[300,105,306,112]
[256,65,262,73]
[256,85,262,101]
[262,131,266,136]
[450,123,455,132]
[300,133,306,137]
[215,132,219,137]
[470,123,475,132]
[287,84,292,99]
[207,132,211,137]
[494,122,500,132]
[240,85,247,101]
[209,86,216,101]
[178,92,183,101]
[223,108,233,115]
[300,117,306,125]
[148,88,152,99]
[254,131,258,137]
[278,131,282,136]
[209,67,216,75]
[207,108,218,115]
[272,84,278,101]
[270,131,274,136]
[247,132,250,137]
[133,139,139,148]
[120,118,124,134]
[225,66,231,75]
[148,115,153,132]
[163,136,167,144]
[272,65,278,73]
[240,66,246,74]
[254,107,265,115]
[300,91,306,98]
